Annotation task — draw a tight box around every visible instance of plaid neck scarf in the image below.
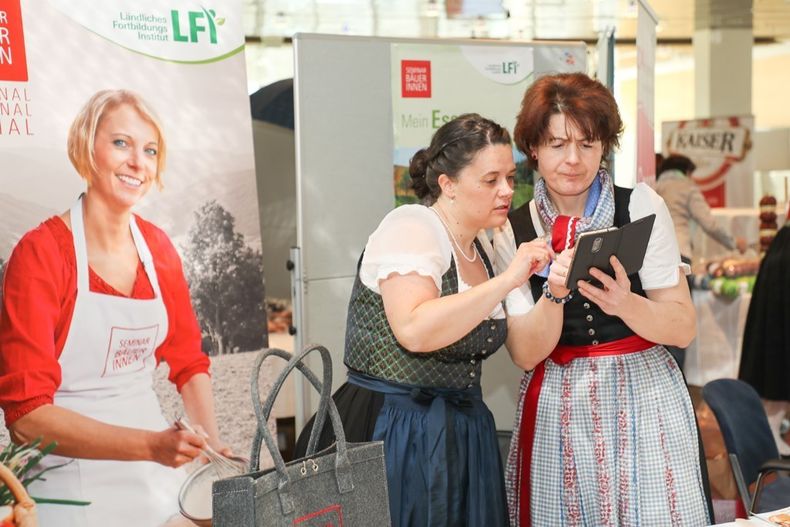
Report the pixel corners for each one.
[533,168,615,252]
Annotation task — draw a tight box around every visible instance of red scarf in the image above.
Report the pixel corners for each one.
[551,215,581,253]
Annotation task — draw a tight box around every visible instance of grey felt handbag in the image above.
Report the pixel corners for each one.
[212,345,392,526]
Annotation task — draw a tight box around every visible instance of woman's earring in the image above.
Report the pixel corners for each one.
[450,196,455,205]
[531,153,537,160]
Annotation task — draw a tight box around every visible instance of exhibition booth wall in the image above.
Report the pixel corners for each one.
[289,33,586,429]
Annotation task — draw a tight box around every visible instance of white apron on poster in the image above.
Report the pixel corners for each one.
[28,198,186,527]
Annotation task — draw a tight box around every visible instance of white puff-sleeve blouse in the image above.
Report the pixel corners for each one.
[359,204,505,319]
[629,182,691,290]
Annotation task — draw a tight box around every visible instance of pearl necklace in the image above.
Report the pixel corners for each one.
[431,206,478,264]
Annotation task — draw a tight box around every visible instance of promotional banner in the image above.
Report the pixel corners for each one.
[0,0,272,473]
[391,43,586,209]
[0,0,266,356]
[636,0,657,186]
[662,116,755,207]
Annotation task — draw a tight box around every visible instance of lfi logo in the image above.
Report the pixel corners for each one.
[171,8,225,44]
[502,61,518,75]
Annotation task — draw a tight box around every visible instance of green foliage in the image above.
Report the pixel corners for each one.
[394,166,418,207]
[512,184,533,211]
[0,439,88,506]
[182,201,267,355]
[395,195,419,207]
[512,160,535,210]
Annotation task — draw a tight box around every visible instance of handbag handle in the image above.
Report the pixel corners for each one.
[249,346,333,468]
[249,345,355,515]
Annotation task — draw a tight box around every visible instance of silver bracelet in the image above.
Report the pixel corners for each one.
[542,281,574,304]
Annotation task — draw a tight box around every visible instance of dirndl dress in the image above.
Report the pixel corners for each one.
[296,228,509,526]
[505,188,711,526]
[296,372,509,527]
[505,341,710,526]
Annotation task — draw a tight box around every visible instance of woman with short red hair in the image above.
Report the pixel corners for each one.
[503,73,710,526]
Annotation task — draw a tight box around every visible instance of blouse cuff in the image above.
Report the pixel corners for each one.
[3,394,53,428]
[639,265,684,290]
[491,221,516,276]
[376,265,441,291]
[505,285,534,316]
[171,363,211,393]
[361,252,445,293]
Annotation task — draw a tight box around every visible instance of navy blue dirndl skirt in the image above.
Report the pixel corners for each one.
[296,372,508,527]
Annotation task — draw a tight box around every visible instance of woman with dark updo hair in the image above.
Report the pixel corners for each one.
[295,113,557,525]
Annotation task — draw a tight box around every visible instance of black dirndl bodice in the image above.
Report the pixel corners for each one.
[508,186,648,346]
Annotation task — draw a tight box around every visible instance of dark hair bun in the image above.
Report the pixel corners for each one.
[406,113,511,205]
[409,149,431,199]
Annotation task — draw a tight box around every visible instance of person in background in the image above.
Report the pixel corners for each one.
[295,113,556,526]
[739,222,790,455]
[504,73,711,526]
[0,89,229,527]
[655,154,748,264]
[655,154,748,369]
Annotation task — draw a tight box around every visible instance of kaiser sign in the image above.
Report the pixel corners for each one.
[662,116,754,208]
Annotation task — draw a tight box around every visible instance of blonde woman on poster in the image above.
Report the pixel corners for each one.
[0,90,228,526]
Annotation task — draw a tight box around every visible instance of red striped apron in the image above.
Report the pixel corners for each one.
[517,335,656,526]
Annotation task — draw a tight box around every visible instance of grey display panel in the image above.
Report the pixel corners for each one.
[293,33,586,429]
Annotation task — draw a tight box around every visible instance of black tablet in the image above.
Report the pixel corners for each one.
[565,214,656,288]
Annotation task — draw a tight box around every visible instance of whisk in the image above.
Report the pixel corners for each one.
[174,417,245,478]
